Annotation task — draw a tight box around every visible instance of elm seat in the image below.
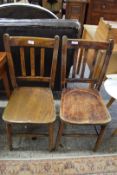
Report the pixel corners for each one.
[61,88,111,124]
[3,87,55,124]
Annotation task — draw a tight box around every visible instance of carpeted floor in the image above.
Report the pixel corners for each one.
[0,155,117,175]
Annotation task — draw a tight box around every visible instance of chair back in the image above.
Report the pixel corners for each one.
[61,36,114,90]
[4,33,59,89]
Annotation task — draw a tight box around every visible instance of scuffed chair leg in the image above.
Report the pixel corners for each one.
[55,121,64,150]
[112,128,117,136]
[48,123,54,151]
[6,123,13,151]
[93,125,107,152]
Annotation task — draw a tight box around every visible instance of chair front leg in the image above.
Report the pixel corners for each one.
[48,123,54,151]
[6,123,13,150]
[55,120,64,150]
[93,125,107,152]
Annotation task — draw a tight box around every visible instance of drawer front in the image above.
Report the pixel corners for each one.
[92,2,117,14]
[94,0,116,3]
[90,12,117,25]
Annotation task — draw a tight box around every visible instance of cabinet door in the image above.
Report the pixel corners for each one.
[66,2,87,26]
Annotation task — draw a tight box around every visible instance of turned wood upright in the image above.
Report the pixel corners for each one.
[0,52,10,98]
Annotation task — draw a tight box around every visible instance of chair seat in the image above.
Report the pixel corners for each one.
[3,87,56,124]
[60,88,111,124]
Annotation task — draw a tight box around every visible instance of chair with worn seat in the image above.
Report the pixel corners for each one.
[56,36,114,151]
[3,33,59,151]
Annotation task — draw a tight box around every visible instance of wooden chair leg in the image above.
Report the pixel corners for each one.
[55,121,64,150]
[107,97,115,108]
[112,128,117,136]
[93,125,107,152]
[6,123,13,150]
[48,123,54,151]
[1,67,11,98]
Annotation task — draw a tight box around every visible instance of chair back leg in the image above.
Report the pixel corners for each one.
[55,121,64,150]
[93,125,107,152]
[48,123,54,151]
[6,123,13,150]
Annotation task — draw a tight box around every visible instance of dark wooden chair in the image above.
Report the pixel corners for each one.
[56,36,114,151]
[3,33,59,151]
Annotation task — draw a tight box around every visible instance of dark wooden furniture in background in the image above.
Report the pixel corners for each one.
[2,0,117,26]
[42,0,62,18]
[3,34,59,151]
[0,52,10,98]
[65,0,88,27]
[86,0,117,25]
[56,36,114,151]
[65,0,117,25]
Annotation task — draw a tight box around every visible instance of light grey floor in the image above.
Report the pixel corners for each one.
[0,84,117,159]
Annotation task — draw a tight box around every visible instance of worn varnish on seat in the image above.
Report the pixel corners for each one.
[61,88,111,124]
[3,34,59,151]
[56,36,114,151]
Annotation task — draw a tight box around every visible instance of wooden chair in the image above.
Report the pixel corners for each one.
[3,33,59,151]
[56,36,114,151]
